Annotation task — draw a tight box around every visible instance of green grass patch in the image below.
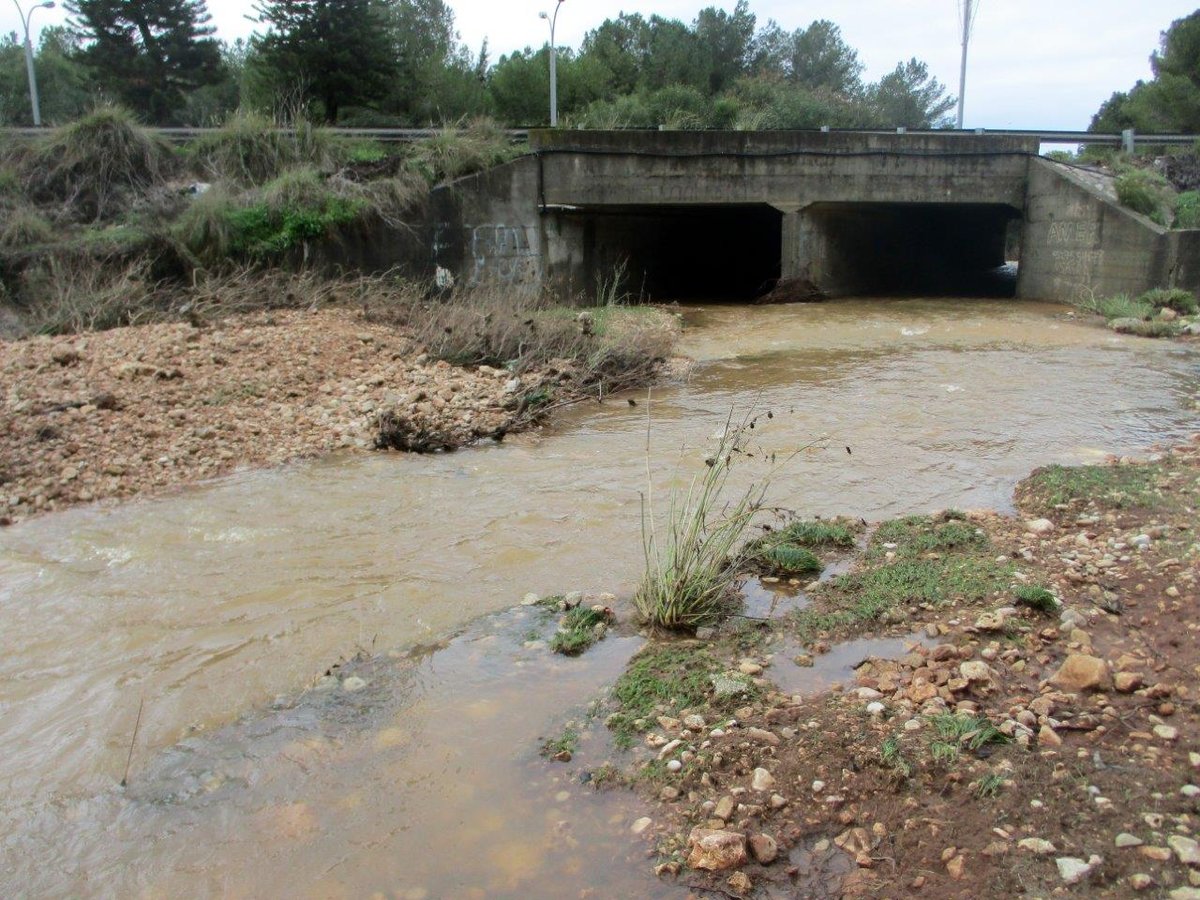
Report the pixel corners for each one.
[880,735,912,778]
[975,772,1006,799]
[1176,191,1200,229]
[792,516,1010,641]
[549,607,610,656]
[770,518,858,549]
[1140,287,1198,316]
[186,110,348,186]
[1115,169,1173,226]
[1013,585,1057,614]
[929,712,1009,752]
[1075,293,1154,322]
[607,643,754,750]
[755,543,822,576]
[1022,462,1163,510]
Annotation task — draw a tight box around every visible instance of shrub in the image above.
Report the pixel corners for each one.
[407,118,522,183]
[1044,150,1075,163]
[187,110,346,186]
[22,104,175,220]
[1114,169,1173,225]
[1138,287,1198,315]
[1109,318,1183,338]
[1176,191,1200,229]
[0,206,55,248]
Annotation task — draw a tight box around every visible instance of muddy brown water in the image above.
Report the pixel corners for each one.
[1,299,1197,896]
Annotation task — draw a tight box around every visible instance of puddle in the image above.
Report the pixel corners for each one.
[770,633,930,697]
[738,556,857,620]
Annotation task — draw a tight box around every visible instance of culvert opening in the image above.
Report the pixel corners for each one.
[802,202,1021,299]
[576,205,782,302]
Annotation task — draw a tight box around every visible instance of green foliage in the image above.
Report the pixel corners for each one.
[757,544,822,575]
[1023,463,1163,510]
[1013,585,1057,614]
[1110,319,1184,338]
[65,0,226,124]
[23,104,175,220]
[880,735,912,778]
[1176,191,1200,229]
[1075,292,1153,321]
[866,58,956,128]
[930,713,1008,752]
[1044,150,1075,163]
[1091,12,1200,134]
[224,169,364,257]
[549,607,610,656]
[251,0,397,122]
[1115,169,1173,224]
[0,28,92,127]
[1139,287,1199,315]
[975,773,1006,799]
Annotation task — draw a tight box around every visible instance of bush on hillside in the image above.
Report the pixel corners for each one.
[1114,169,1173,226]
[187,110,347,186]
[22,104,176,221]
[1175,191,1200,229]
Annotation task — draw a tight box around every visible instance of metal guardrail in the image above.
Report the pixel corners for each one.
[0,125,1193,149]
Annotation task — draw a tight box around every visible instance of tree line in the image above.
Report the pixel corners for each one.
[0,0,957,129]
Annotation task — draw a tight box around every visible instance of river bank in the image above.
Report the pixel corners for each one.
[574,437,1200,897]
[0,304,677,525]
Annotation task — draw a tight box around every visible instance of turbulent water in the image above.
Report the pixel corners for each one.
[1,298,1197,896]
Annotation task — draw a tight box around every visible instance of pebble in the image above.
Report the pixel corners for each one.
[1183,785,1200,799]
[866,702,885,717]
[1155,725,1179,741]
[751,768,775,792]
[1056,855,1102,885]
[1018,838,1057,855]
[342,676,367,692]
[1116,833,1144,848]
[1169,835,1200,865]
[631,817,652,835]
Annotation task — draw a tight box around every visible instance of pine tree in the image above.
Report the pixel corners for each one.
[251,0,397,123]
[66,0,224,123]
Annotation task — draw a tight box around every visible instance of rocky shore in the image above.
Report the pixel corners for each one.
[0,308,599,525]
[560,437,1200,898]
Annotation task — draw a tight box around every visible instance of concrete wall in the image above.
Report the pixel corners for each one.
[531,130,1036,210]
[1019,158,1183,301]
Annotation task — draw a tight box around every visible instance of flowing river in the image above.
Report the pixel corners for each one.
[1,299,1197,897]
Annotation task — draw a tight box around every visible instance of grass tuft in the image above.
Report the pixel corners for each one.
[406,118,523,184]
[1021,462,1162,510]
[549,607,611,656]
[0,206,55,248]
[1139,287,1198,316]
[1013,585,1058,614]
[23,104,175,221]
[1115,169,1173,225]
[635,412,772,631]
[187,110,347,186]
[1074,292,1153,322]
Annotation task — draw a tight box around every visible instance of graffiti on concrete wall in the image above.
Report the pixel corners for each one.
[1044,220,1104,284]
[467,224,540,285]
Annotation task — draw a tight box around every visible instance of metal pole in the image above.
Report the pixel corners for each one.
[956,0,972,130]
[13,1,53,127]
[549,34,557,127]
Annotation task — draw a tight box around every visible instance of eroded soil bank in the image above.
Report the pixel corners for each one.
[588,439,1200,898]
[0,305,672,524]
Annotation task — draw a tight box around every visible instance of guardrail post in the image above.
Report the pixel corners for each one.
[1122,129,1135,154]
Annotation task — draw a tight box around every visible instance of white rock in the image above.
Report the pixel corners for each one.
[811,780,826,793]
[666,760,683,773]
[751,768,775,792]
[1183,785,1200,799]
[342,676,367,692]
[1026,518,1056,535]
[1169,835,1200,866]
[866,701,886,717]
[1115,833,1144,848]
[1056,855,1102,885]
[631,817,652,835]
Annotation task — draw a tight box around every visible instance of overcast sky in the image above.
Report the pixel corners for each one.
[4,1,1197,129]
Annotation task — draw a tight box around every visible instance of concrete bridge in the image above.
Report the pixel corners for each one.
[430,131,1200,303]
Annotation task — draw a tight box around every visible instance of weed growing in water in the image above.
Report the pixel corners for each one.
[540,725,580,759]
[550,607,611,656]
[635,409,779,630]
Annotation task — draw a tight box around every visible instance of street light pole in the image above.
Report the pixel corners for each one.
[539,0,565,127]
[956,0,978,130]
[13,0,56,127]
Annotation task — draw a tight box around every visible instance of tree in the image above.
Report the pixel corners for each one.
[693,0,756,94]
[0,27,92,125]
[251,0,396,122]
[867,58,955,128]
[65,0,224,123]
[1089,12,1200,134]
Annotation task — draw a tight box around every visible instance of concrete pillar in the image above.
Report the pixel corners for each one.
[780,209,804,280]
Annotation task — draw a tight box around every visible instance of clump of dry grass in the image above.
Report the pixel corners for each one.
[187,110,347,186]
[18,254,164,334]
[22,104,176,221]
[407,118,524,183]
[384,285,676,391]
[0,205,55,248]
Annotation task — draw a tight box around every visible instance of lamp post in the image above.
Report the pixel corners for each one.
[956,0,978,130]
[539,0,564,127]
[13,0,55,126]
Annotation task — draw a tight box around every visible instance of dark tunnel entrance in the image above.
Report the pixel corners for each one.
[799,202,1022,299]
[574,205,782,302]
[565,201,1021,302]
